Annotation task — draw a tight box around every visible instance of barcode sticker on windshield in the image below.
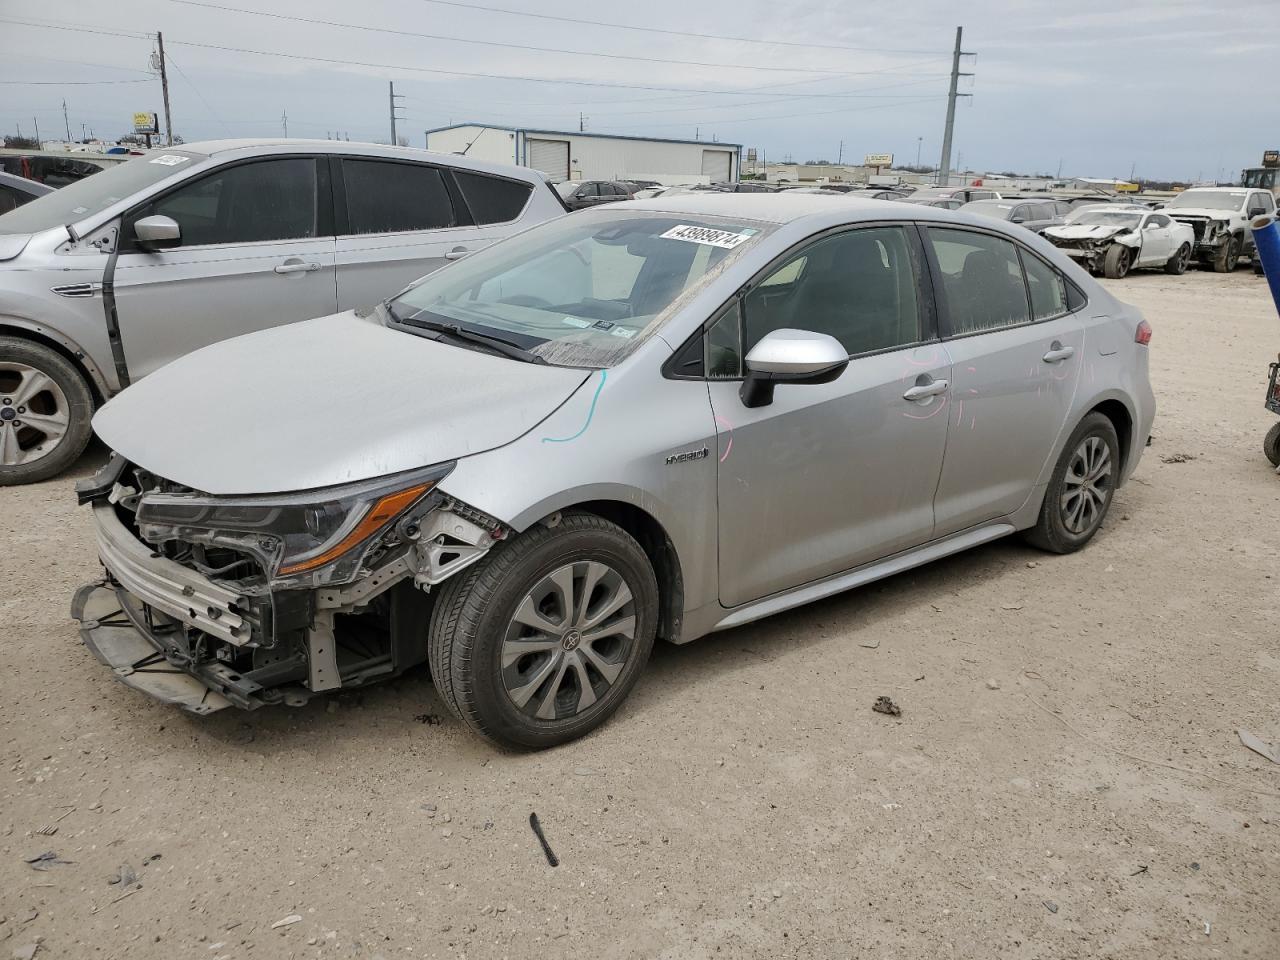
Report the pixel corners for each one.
[660,224,751,249]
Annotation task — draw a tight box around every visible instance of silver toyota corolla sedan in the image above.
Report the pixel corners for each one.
[73,194,1155,748]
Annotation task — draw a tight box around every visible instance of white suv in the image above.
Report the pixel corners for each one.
[1162,186,1276,272]
[0,140,566,484]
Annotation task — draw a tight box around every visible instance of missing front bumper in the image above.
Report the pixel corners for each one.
[72,581,234,715]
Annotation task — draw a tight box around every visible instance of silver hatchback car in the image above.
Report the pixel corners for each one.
[0,139,565,484]
[74,194,1154,748]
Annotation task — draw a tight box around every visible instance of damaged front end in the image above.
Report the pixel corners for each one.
[1169,215,1230,253]
[1043,227,1138,274]
[71,455,507,713]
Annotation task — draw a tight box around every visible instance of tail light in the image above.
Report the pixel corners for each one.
[1135,319,1152,345]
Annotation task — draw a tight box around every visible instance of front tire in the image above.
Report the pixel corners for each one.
[0,336,94,486]
[428,512,659,749]
[1103,244,1132,279]
[1164,243,1191,275]
[1023,412,1120,554]
[1213,235,1240,273]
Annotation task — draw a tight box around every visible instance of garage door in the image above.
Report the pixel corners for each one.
[527,138,570,181]
[701,150,732,183]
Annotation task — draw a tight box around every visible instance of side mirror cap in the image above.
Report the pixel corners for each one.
[134,214,181,250]
[739,328,849,408]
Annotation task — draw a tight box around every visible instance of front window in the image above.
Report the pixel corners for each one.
[1167,190,1248,211]
[1066,209,1142,227]
[387,210,770,367]
[0,149,209,235]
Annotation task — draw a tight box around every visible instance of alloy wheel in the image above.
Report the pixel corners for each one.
[501,561,637,721]
[0,362,69,467]
[1060,435,1112,535]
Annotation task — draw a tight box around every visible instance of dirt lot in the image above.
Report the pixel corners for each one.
[2,270,1278,960]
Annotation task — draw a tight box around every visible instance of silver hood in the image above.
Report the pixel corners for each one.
[93,310,591,494]
[0,234,32,261]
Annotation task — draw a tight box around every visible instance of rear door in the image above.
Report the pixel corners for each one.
[924,226,1084,535]
[112,155,337,379]
[333,156,494,309]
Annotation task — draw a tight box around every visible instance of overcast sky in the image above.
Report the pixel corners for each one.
[2,0,1277,181]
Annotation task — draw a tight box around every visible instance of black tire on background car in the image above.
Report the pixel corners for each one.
[428,512,659,749]
[1103,244,1131,279]
[1264,421,1280,468]
[1164,243,1191,275]
[1023,412,1121,554]
[0,336,94,486]
[1213,235,1240,273]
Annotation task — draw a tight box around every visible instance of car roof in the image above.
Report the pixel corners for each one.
[174,138,548,182]
[625,192,895,224]
[1177,186,1249,192]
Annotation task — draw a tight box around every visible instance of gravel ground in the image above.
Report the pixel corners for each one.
[1,270,1278,960]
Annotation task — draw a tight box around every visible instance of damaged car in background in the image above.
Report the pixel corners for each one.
[73,195,1154,749]
[1163,186,1276,272]
[1042,206,1194,278]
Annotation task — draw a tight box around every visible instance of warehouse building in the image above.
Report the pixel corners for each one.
[424,124,741,185]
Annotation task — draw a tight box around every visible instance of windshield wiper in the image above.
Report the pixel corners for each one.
[396,314,546,365]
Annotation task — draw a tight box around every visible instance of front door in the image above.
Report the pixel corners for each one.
[334,156,495,309]
[923,226,1084,535]
[707,225,950,607]
[112,156,336,380]
[1136,213,1173,266]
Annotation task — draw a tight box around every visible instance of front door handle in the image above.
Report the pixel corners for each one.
[903,378,949,401]
[1042,343,1075,363]
[274,259,321,275]
[444,247,470,260]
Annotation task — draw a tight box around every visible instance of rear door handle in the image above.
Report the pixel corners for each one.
[444,247,470,260]
[1042,344,1075,363]
[903,379,949,401]
[274,259,321,275]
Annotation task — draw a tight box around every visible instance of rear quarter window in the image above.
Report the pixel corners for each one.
[454,171,533,224]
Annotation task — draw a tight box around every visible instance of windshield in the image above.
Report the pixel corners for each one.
[1167,190,1247,211]
[0,150,207,235]
[388,210,770,367]
[1066,209,1142,227]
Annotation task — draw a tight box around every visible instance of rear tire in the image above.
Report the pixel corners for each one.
[1023,412,1120,554]
[1264,421,1280,468]
[1213,235,1240,273]
[0,336,94,486]
[427,512,658,749]
[1164,243,1191,275]
[1103,244,1132,279]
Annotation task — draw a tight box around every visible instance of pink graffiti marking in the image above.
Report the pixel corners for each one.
[903,396,948,420]
[713,415,734,463]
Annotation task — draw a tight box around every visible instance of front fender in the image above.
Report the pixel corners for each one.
[0,313,115,398]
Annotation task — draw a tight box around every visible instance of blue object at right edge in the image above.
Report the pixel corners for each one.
[1252,217,1280,320]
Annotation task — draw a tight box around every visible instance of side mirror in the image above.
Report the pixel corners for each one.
[133,214,181,251]
[739,328,849,408]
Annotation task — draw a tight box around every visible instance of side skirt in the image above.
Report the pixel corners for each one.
[708,522,1016,635]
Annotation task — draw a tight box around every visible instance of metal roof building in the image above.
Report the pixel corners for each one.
[424,124,741,186]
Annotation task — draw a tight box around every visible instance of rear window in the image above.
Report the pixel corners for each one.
[342,159,455,234]
[453,171,532,224]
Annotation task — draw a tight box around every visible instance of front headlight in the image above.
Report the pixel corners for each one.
[135,463,454,586]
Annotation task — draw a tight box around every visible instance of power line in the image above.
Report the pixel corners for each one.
[0,17,947,101]
[162,49,233,137]
[168,0,942,78]
[414,0,949,55]
[0,78,152,85]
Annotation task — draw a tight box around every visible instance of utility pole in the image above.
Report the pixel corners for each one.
[32,117,41,149]
[81,122,87,141]
[579,112,585,132]
[916,136,922,167]
[62,99,71,142]
[937,26,973,187]
[837,140,843,165]
[389,81,405,145]
[156,32,173,145]
[281,109,288,137]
